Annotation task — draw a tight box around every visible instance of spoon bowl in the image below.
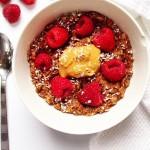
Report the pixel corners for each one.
[0,33,13,82]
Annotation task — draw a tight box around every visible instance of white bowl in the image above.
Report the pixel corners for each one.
[13,0,150,135]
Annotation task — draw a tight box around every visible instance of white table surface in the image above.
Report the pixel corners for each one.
[1,0,150,150]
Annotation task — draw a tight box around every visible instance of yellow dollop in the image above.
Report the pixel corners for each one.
[59,44,101,78]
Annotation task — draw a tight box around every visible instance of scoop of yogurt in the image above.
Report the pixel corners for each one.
[59,44,101,78]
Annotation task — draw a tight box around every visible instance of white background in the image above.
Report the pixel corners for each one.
[1,0,150,150]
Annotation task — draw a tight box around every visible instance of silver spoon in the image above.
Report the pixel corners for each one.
[0,33,13,150]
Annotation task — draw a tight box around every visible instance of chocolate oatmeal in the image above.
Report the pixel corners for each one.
[27,11,133,116]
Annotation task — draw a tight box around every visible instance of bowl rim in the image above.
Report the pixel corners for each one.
[12,0,150,135]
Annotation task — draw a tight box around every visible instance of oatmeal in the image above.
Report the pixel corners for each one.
[27,11,133,116]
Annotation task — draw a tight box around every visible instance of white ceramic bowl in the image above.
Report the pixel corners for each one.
[13,0,150,135]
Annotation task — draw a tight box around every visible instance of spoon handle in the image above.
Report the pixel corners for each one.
[1,77,9,150]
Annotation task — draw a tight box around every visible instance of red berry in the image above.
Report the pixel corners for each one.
[21,0,35,5]
[92,27,115,52]
[35,53,52,70]
[74,15,94,38]
[101,59,126,82]
[3,4,21,23]
[51,76,74,99]
[83,81,102,93]
[78,82,103,107]
[0,0,10,4]
[46,26,69,49]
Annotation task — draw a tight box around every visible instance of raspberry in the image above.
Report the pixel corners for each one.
[83,81,102,93]
[92,27,115,52]
[74,15,94,38]
[78,82,103,107]
[3,4,21,23]
[35,53,52,70]
[51,76,74,99]
[46,26,69,49]
[101,59,126,82]
[21,0,36,5]
[0,0,10,4]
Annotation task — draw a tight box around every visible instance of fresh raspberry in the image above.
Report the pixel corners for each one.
[3,4,21,23]
[78,82,103,107]
[51,76,74,99]
[0,0,10,5]
[35,53,52,70]
[92,27,115,52]
[46,26,69,49]
[74,15,94,38]
[21,0,36,5]
[101,59,126,82]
